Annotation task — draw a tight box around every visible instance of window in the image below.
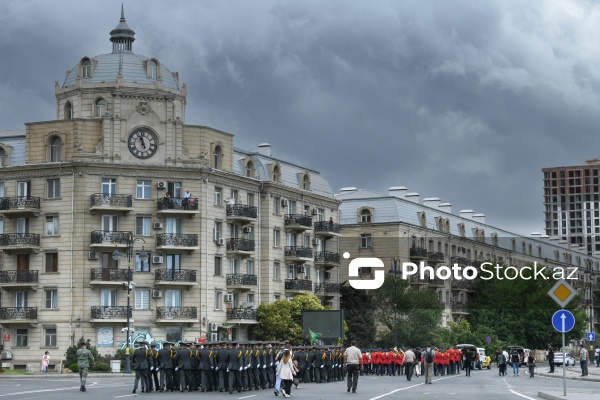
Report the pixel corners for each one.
[135,216,151,236]
[0,148,7,166]
[44,327,57,347]
[215,291,222,310]
[135,252,150,272]
[247,293,255,304]
[214,221,222,241]
[274,262,280,280]
[148,60,157,79]
[82,59,92,78]
[213,145,222,169]
[100,289,117,307]
[166,326,182,343]
[214,256,222,276]
[136,180,151,199]
[167,181,182,198]
[165,254,181,277]
[95,98,106,117]
[45,252,58,273]
[214,187,222,206]
[302,174,310,190]
[44,289,58,309]
[273,165,281,182]
[165,290,182,308]
[273,197,280,215]
[64,102,72,120]
[274,294,281,301]
[247,259,255,275]
[247,193,255,207]
[230,258,240,275]
[273,228,280,247]
[316,208,324,222]
[16,328,28,347]
[101,178,116,195]
[361,234,372,248]
[45,216,59,235]
[246,160,255,178]
[360,209,372,223]
[50,137,62,162]
[47,179,60,198]
[135,289,150,310]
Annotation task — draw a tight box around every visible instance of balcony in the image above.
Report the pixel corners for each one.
[409,247,428,261]
[90,306,132,323]
[314,221,340,238]
[90,231,131,249]
[156,233,199,252]
[285,278,313,293]
[90,268,129,287]
[429,278,446,287]
[226,273,258,290]
[156,306,198,323]
[314,283,341,297]
[451,303,469,314]
[284,214,313,232]
[314,251,340,269]
[226,238,255,257]
[428,252,446,263]
[156,197,199,216]
[154,268,197,287]
[226,204,257,223]
[89,194,133,214]
[450,256,470,266]
[0,270,38,289]
[409,275,430,285]
[451,280,473,291]
[227,308,258,324]
[284,246,313,262]
[0,196,41,217]
[0,307,37,325]
[0,233,41,253]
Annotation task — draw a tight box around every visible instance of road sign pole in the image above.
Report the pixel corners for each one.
[562,331,566,396]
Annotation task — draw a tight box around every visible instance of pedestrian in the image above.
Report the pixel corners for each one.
[547,345,554,373]
[148,343,160,392]
[464,349,472,377]
[183,189,191,210]
[132,341,150,393]
[175,342,194,392]
[595,345,600,368]
[497,351,506,376]
[414,348,421,377]
[579,344,588,376]
[41,351,50,375]
[277,349,295,398]
[510,349,520,376]
[527,352,535,378]
[157,341,175,392]
[403,347,415,381]
[227,341,243,394]
[344,340,362,393]
[423,345,434,384]
[76,342,95,392]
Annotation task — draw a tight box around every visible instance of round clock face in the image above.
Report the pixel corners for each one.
[128,128,158,159]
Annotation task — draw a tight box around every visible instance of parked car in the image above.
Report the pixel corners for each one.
[553,352,576,366]
[507,345,526,366]
[456,344,481,369]
[478,347,492,369]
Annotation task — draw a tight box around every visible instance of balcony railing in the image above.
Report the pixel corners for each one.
[156,307,198,320]
[0,196,41,211]
[226,204,257,219]
[91,306,131,319]
[450,256,469,266]
[285,279,313,291]
[157,233,199,247]
[428,252,445,261]
[314,251,340,264]
[451,303,468,313]
[91,230,131,245]
[284,246,313,259]
[451,280,473,290]
[90,268,129,282]
[90,193,133,208]
[314,283,341,294]
[226,238,256,252]
[226,274,258,286]
[227,308,258,320]
[314,221,340,234]
[410,247,428,258]
[0,307,37,320]
[285,214,313,228]
[0,233,40,247]
[0,270,38,284]
[157,197,199,211]
[154,268,197,282]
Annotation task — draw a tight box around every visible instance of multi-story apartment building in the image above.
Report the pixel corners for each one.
[542,159,600,254]
[0,10,341,371]
[337,186,600,328]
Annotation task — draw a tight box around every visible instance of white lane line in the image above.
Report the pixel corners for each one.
[0,386,81,397]
[237,395,257,399]
[368,375,457,400]
[113,395,137,399]
[503,374,536,399]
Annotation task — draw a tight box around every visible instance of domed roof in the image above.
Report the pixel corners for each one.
[61,6,179,91]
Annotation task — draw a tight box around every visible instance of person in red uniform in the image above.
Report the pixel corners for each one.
[370,349,380,376]
[434,349,442,376]
[362,351,370,375]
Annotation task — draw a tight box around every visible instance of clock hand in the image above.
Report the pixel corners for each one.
[140,137,147,149]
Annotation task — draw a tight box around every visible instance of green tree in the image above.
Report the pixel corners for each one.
[432,320,509,354]
[64,337,99,368]
[340,284,376,347]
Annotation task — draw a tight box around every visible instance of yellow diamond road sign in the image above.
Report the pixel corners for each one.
[548,279,576,308]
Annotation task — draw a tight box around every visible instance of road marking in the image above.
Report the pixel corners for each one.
[368,375,457,400]
[503,375,536,399]
[113,395,137,399]
[237,395,256,399]
[0,386,82,397]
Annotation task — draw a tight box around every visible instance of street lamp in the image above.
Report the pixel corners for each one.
[388,258,400,349]
[112,233,148,374]
[586,268,597,337]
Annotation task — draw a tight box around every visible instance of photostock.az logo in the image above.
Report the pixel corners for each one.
[345,252,385,290]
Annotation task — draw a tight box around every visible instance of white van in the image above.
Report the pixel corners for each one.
[476,347,489,369]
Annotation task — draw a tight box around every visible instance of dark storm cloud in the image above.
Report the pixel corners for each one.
[1,0,599,235]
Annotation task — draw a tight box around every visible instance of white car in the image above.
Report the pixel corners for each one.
[553,352,576,366]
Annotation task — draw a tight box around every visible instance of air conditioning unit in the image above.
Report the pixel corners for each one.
[152,290,162,298]
[153,222,163,229]
[152,255,164,264]
[216,237,225,246]
[325,300,334,307]
[311,208,318,215]
[210,333,218,341]
[281,199,288,207]
[209,322,218,332]
[157,181,167,189]
[324,271,331,280]
[225,293,234,302]
[88,251,98,260]
[243,226,252,234]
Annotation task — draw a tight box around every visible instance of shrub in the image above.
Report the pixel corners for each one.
[69,363,79,373]
[63,337,99,369]
[91,362,111,372]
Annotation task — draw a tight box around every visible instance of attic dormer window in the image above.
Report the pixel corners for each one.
[246,160,255,178]
[302,174,311,191]
[273,165,281,182]
[82,60,92,78]
[148,60,157,79]
[0,148,7,166]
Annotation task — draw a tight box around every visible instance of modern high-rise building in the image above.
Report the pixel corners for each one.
[0,9,341,371]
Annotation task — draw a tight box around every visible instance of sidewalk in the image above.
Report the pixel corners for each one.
[537,362,600,400]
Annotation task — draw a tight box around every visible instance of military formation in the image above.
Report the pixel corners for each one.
[130,339,349,394]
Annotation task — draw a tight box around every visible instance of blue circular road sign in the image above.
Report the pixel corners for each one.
[551,309,575,333]
[485,336,492,343]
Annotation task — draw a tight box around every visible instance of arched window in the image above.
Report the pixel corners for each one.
[95,98,106,117]
[246,160,255,178]
[302,174,310,190]
[213,145,222,169]
[50,137,62,162]
[64,102,72,120]
[273,165,281,182]
[360,209,371,223]
[148,60,157,79]
[82,59,92,78]
[0,148,6,166]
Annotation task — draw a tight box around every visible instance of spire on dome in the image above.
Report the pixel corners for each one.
[110,3,135,53]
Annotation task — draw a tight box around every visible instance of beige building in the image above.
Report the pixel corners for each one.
[337,186,600,328]
[0,9,341,371]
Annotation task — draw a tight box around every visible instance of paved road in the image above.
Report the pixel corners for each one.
[0,368,599,399]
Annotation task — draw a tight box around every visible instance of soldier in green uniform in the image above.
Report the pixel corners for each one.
[76,342,95,392]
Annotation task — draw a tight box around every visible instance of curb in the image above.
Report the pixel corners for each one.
[536,372,600,383]
[0,373,132,379]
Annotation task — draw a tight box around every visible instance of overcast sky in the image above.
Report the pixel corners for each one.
[1,0,599,236]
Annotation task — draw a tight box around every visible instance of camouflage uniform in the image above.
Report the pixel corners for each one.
[76,346,95,391]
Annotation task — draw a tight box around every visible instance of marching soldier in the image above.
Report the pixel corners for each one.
[266,342,275,388]
[148,343,160,392]
[191,343,201,391]
[240,341,250,391]
[216,341,230,392]
[227,341,243,394]
[174,342,194,392]
[76,342,95,392]
[157,341,175,392]
[132,341,150,394]
[199,341,214,392]
[305,345,316,383]
[295,346,306,384]
[258,341,268,389]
